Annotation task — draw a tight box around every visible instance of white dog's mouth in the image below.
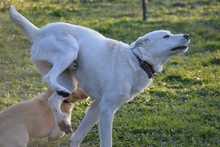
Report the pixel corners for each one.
[171,45,188,51]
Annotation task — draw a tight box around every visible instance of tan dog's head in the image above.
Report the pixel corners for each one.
[65,88,89,104]
[130,30,190,72]
[60,87,89,115]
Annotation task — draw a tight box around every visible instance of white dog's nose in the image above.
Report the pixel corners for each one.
[183,34,190,40]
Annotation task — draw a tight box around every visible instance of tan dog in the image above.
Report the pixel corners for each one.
[0,87,88,147]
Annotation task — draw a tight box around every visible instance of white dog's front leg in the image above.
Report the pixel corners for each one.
[70,100,100,147]
[99,109,115,147]
[98,103,117,147]
[48,93,72,134]
[97,93,128,147]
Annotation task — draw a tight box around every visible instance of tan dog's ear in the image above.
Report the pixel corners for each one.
[130,37,150,48]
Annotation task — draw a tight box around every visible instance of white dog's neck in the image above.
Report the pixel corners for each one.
[129,38,165,73]
[131,50,155,79]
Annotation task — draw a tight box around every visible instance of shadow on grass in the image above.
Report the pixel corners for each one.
[162,75,203,86]
[203,58,220,66]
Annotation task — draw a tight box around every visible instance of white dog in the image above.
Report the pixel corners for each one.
[9,6,190,147]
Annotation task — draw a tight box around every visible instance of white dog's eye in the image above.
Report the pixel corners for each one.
[163,35,170,38]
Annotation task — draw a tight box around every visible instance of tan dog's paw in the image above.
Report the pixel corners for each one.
[58,120,73,134]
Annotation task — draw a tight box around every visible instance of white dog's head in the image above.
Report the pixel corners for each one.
[130,30,190,72]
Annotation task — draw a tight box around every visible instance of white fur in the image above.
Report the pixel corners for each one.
[9,6,190,147]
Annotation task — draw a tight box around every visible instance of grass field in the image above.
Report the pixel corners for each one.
[0,0,220,146]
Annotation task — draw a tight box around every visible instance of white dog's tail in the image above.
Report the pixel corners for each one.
[9,6,39,44]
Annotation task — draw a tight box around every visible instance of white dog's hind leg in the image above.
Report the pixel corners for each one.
[70,100,100,147]
[33,61,76,134]
[48,93,73,134]
[49,69,76,133]
[42,51,78,97]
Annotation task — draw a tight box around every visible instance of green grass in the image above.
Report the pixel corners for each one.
[0,0,220,146]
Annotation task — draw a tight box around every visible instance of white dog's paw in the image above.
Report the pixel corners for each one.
[42,75,71,97]
[56,89,71,97]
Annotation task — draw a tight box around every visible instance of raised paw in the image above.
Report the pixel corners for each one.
[57,90,70,97]
[58,120,73,134]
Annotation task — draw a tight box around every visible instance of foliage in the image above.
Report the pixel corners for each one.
[0,0,219,146]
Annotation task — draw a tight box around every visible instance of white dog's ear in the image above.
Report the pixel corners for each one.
[130,37,150,48]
